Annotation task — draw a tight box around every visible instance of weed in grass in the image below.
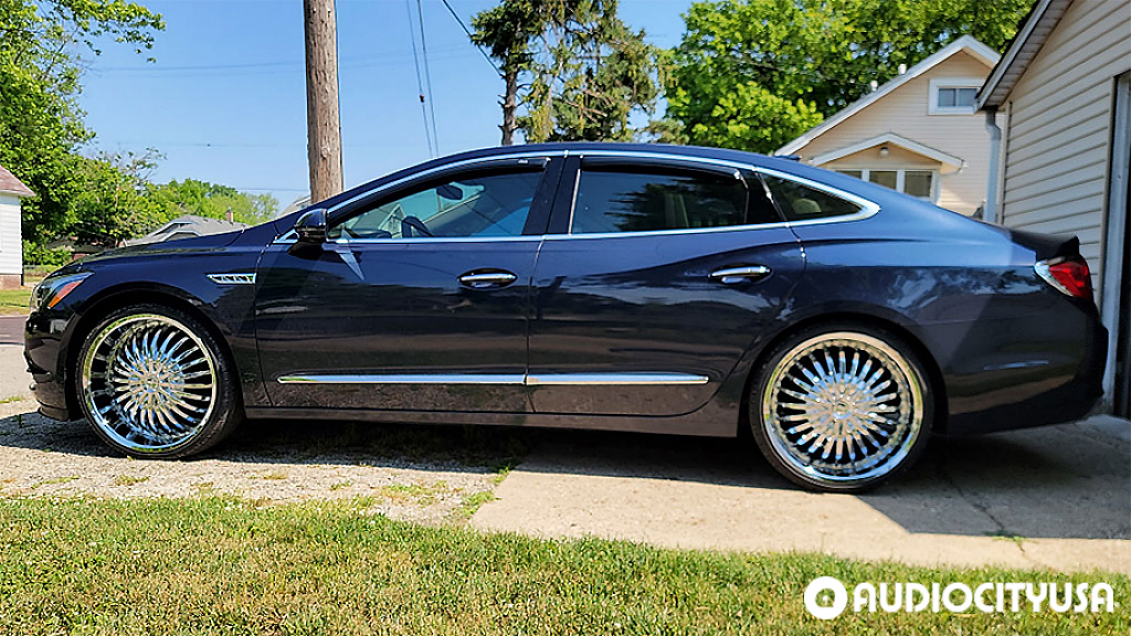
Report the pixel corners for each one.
[330,481,352,491]
[0,396,25,405]
[30,475,78,489]
[450,490,496,523]
[191,481,217,495]
[112,475,149,487]
[986,530,1027,548]
[379,482,448,506]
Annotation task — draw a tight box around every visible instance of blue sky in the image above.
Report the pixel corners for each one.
[78,0,692,209]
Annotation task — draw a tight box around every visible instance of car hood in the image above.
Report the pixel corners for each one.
[75,229,247,267]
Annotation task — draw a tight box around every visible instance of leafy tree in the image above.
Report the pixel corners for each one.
[472,0,662,143]
[0,0,164,252]
[69,150,164,247]
[664,0,1032,153]
[149,179,279,226]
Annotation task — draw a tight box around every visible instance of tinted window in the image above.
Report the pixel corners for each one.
[329,170,541,240]
[761,174,863,221]
[571,169,771,234]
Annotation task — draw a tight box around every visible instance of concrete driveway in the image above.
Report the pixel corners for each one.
[470,417,1131,574]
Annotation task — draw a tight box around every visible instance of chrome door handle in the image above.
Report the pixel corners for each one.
[459,271,518,289]
[710,265,771,284]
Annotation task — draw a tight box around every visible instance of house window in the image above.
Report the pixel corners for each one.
[928,78,983,115]
[835,168,936,201]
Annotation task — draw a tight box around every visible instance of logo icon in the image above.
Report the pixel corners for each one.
[805,576,848,620]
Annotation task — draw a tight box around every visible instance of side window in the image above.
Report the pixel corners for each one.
[571,169,774,234]
[329,170,542,240]
[761,174,864,221]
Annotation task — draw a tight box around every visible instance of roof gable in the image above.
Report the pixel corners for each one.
[0,164,33,198]
[778,35,1000,155]
[809,133,965,168]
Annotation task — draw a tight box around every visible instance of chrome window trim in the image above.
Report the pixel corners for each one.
[273,151,562,245]
[276,372,709,386]
[272,149,882,245]
[753,166,882,224]
[329,235,541,246]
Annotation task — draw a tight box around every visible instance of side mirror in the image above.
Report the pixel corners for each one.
[294,208,328,244]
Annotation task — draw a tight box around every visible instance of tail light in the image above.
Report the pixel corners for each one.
[1035,256,1093,301]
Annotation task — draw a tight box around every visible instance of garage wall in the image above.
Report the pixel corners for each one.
[999,0,1131,296]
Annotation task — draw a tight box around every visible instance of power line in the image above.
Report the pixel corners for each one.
[405,0,435,158]
[416,0,441,156]
[439,0,502,77]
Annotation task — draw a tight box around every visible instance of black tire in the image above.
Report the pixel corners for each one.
[748,322,934,493]
[74,303,243,459]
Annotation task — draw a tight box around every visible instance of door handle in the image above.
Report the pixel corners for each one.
[710,265,771,284]
[459,271,518,289]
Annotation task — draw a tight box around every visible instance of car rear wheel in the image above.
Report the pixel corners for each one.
[76,303,242,458]
[750,324,933,492]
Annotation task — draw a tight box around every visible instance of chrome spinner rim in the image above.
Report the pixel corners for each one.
[81,314,217,453]
[761,332,924,484]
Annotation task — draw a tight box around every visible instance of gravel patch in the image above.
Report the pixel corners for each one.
[0,397,523,525]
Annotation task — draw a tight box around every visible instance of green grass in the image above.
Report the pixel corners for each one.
[0,497,1125,635]
[0,286,31,315]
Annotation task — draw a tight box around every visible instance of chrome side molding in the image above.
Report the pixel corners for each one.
[278,374,526,385]
[277,372,710,386]
[524,373,709,386]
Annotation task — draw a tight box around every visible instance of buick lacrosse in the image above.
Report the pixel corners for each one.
[24,143,1107,491]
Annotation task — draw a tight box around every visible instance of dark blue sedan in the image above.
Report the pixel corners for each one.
[24,143,1107,491]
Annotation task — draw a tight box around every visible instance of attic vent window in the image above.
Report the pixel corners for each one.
[929,79,983,115]
[938,87,976,108]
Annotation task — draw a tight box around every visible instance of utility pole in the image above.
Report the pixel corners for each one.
[303,0,343,203]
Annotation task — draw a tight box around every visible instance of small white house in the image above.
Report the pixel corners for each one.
[0,164,32,289]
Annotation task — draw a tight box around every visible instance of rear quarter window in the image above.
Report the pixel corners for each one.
[761,174,864,221]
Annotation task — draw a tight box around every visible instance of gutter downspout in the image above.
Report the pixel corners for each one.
[983,109,1002,224]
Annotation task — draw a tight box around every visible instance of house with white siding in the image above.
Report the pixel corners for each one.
[0,164,32,289]
[977,0,1130,416]
[777,36,1000,217]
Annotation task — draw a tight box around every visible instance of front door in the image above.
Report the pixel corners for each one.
[255,158,559,412]
[527,156,806,417]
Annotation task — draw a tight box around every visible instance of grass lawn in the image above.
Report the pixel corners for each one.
[0,286,30,315]
[0,497,1125,635]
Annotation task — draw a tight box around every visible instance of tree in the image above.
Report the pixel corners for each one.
[664,0,1032,153]
[0,0,164,250]
[149,179,279,226]
[471,0,543,145]
[69,150,164,247]
[471,0,662,143]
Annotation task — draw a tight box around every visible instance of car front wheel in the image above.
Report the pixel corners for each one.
[76,303,242,458]
[750,324,934,492]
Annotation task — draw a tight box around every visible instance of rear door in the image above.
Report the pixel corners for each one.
[527,154,806,416]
